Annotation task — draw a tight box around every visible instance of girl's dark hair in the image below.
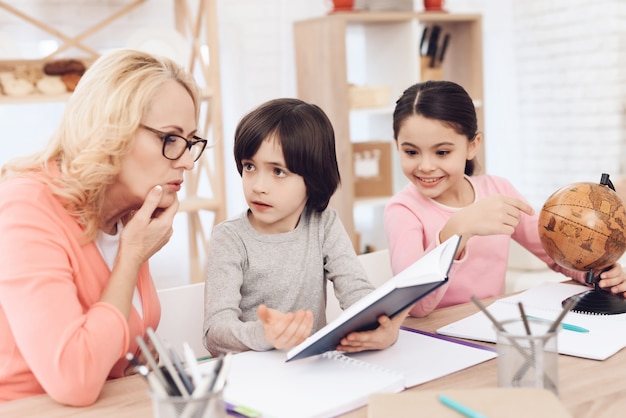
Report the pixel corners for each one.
[392,80,479,175]
[233,98,341,211]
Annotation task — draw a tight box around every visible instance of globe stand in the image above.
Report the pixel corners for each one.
[563,269,626,315]
[561,173,626,315]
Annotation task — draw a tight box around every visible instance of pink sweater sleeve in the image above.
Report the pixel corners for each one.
[384,195,449,317]
[0,179,131,406]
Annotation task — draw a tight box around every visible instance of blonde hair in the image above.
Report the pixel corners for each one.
[1,49,201,240]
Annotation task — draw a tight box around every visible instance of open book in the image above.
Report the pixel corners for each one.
[210,328,495,418]
[437,281,626,360]
[287,235,461,361]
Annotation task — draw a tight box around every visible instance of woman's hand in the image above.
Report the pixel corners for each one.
[101,185,179,318]
[335,306,412,353]
[120,185,179,264]
[257,304,314,350]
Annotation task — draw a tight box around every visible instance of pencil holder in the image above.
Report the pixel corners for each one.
[495,318,560,397]
[149,389,226,418]
[420,56,443,82]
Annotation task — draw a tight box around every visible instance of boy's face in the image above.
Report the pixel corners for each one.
[240,135,308,234]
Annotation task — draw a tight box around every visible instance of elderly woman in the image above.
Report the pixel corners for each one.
[0,49,207,405]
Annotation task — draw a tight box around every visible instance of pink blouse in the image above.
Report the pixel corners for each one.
[0,166,160,405]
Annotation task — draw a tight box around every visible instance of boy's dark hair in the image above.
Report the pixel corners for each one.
[392,80,479,176]
[234,98,341,211]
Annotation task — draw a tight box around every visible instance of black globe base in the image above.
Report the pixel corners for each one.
[563,288,626,315]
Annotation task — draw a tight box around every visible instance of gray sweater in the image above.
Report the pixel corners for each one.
[202,206,374,356]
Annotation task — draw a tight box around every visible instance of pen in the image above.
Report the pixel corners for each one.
[135,336,171,395]
[548,295,581,333]
[518,302,532,335]
[179,373,216,418]
[525,315,589,333]
[183,342,203,386]
[126,353,170,398]
[211,352,233,394]
[438,394,488,418]
[470,296,505,333]
[146,328,191,398]
[169,346,195,394]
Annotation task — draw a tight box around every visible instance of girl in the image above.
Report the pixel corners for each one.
[384,80,626,317]
[203,98,408,355]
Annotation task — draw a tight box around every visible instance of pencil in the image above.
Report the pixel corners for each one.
[518,302,532,335]
[438,394,488,418]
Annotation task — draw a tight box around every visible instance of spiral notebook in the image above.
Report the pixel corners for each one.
[437,282,626,360]
[209,328,496,418]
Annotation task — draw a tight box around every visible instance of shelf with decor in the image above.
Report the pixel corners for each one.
[294,11,484,251]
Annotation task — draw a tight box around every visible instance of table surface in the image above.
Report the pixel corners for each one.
[2,291,626,418]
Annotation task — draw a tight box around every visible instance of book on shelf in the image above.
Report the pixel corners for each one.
[287,234,461,361]
[207,328,495,418]
[437,281,626,360]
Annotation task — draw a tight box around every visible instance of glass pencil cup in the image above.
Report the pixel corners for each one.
[149,389,227,418]
[494,318,560,397]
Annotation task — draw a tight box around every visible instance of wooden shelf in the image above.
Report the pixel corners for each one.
[0,93,71,104]
[294,12,484,247]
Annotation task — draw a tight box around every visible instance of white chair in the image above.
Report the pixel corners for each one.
[326,249,393,322]
[156,282,211,359]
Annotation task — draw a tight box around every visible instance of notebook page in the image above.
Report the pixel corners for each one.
[437,282,626,360]
[209,349,404,418]
[346,328,496,388]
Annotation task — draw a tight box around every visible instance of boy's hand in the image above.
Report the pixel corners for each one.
[335,306,412,353]
[257,304,314,350]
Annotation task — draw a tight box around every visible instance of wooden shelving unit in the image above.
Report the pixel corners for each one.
[0,0,225,283]
[293,12,484,249]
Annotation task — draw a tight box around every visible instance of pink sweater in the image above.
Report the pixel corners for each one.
[0,169,160,405]
[384,175,585,317]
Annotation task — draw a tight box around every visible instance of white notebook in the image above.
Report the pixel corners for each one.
[206,328,496,418]
[437,282,626,360]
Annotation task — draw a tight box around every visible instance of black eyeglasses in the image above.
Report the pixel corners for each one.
[141,124,208,162]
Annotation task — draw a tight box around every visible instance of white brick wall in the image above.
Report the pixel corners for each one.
[512,0,626,208]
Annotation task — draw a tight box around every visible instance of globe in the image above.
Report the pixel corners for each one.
[538,181,626,273]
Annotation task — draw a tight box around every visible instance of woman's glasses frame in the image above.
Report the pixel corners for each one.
[141,124,208,162]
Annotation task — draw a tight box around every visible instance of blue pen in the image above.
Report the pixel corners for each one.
[525,315,589,333]
[438,394,488,418]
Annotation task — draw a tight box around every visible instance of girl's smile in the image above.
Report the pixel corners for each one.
[396,114,479,207]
